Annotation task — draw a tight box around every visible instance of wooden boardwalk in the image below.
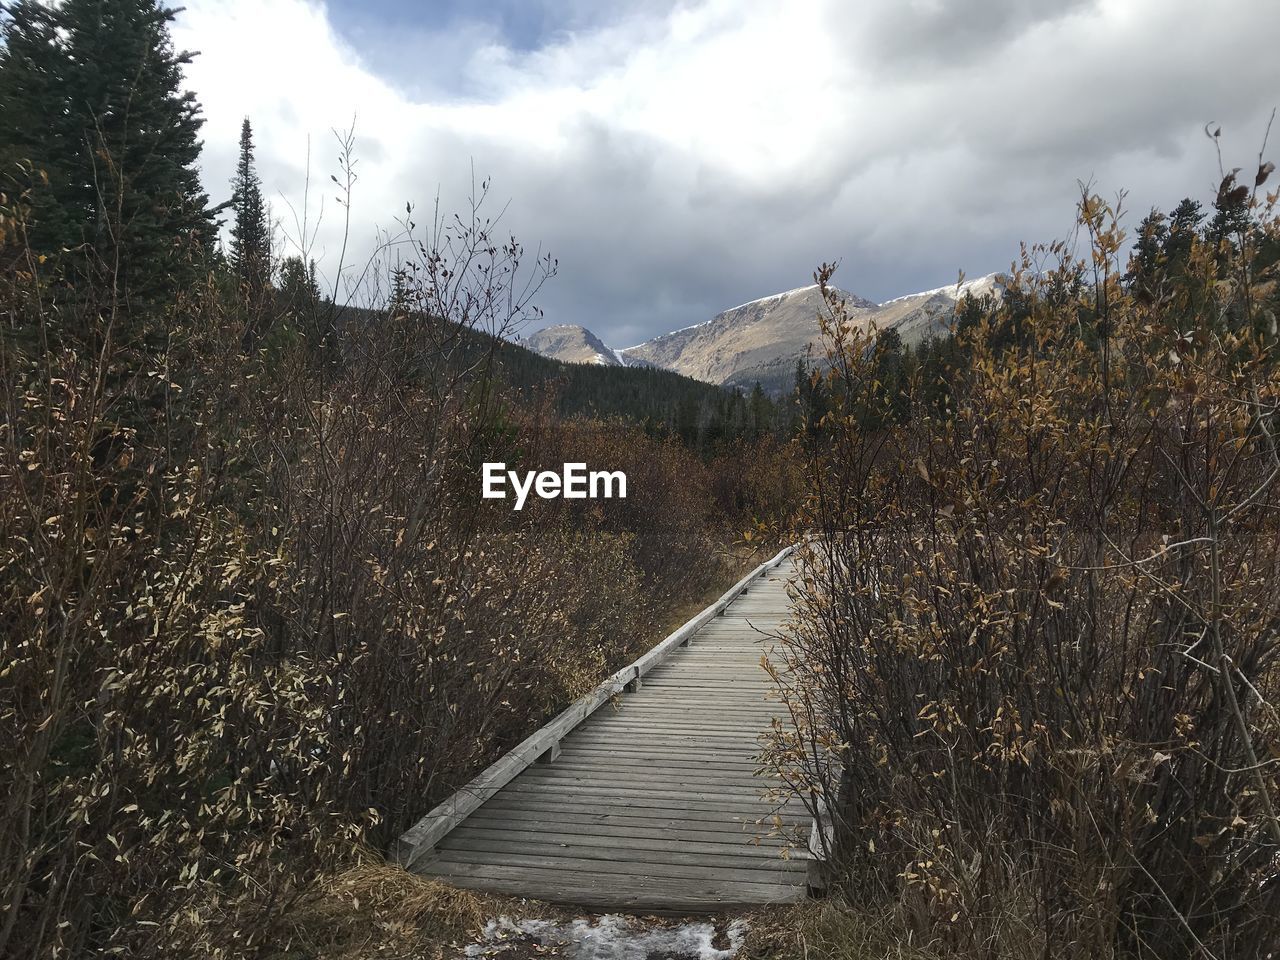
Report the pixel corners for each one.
[395,550,810,912]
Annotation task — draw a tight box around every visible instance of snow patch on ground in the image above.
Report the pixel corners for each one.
[464,915,748,960]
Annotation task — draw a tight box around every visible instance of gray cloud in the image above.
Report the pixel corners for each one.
[179,0,1280,348]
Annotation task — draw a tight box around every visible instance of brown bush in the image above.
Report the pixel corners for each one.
[766,183,1280,958]
[0,175,781,956]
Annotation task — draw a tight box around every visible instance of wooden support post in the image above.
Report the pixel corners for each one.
[536,741,561,764]
[624,674,643,692]
[806,856,828,895]
[807,802,835,896]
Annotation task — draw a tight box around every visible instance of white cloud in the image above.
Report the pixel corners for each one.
[175,0,1280,346]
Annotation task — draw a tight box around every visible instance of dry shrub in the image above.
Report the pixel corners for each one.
[744,901,942,960]
[707,435,806,545]
[532,416,747,611]
[0,172,778,956]
[767,178,1280,959]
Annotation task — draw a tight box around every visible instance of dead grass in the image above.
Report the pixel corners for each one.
[273,858,539,960]
[649,541,768,632]
[741,902,941,960]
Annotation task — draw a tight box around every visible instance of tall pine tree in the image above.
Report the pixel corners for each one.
[229,117,270,311]
[0,0,216,308]
[0,2,78,253]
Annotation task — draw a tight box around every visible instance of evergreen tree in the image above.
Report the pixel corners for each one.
[279,255,321,311]
[279,254,332,359]
[1165,198,1204,267]
[748,382,769,440]
[1207,172,1251,253]
[389,264,412,317]
[0,2,77,253]
[229,117,270,313]
[792,357,827,444]
[1126,209,1169,299]
[0,0,216,306]
[871,326,907,426]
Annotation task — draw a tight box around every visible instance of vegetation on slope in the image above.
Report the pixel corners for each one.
[765,172,1280,959]
[0,2,800,955]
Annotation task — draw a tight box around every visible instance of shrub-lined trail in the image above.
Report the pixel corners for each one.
[398,552,812,911]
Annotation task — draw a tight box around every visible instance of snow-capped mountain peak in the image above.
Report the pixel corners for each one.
[523,272,1006,393]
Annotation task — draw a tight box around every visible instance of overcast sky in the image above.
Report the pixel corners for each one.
[175,0,1279,348]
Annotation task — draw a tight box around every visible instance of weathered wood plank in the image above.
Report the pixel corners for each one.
[472,798,805,827]
[460,812,795,842]
[431,867,806,911]
[427,850,806,885]
[438,834,804,868]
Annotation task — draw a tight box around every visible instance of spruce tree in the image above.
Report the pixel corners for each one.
[748,382,768,439]
[1207,172,1252,252]
[229,117,270,309]
[0,2,77,253]
[389,265,412,316]
[280,254,335,363]
[1165,198,1204,266]
[279,255,321,311]
[1126,210,1169,299]
[0,0,217,307]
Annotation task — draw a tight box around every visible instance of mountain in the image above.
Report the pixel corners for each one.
[874,273,1006,345]
[622,284,876,392]
[524,274,1005,394]
[523,324,626,366]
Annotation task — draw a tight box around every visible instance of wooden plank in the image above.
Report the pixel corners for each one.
[496,781,781,805]
[462,810,795,840]
[428,866,805,911]
[426,849,805,885]
[482,788,795,818]
[533,762,774,783]
[471,798,805,828]
[552,742,767,763]
[577,718,776,734]
[587,708,781,722]
[566,726,769,741]
[555,741,766,760]
[440,829,798,870]
[548,761,768,779]
[587,703,774,718]
[511,771,779,795]
[599,703,781,714]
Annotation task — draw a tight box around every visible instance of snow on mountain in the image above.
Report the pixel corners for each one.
[723,282,825,312]
[522,272,1006,393]
[884,272,1004,305]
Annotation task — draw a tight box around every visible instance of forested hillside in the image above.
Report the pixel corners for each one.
[342,302,795,451]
